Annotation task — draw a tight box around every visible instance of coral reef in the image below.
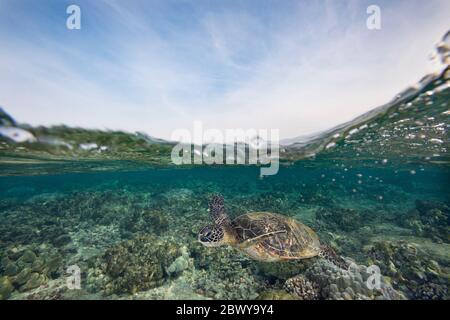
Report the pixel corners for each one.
[284,275,320,300]
[119,209,169,238]
[304,258,405,300]
[256,290,297,300]
[366,240,449,299]
[253,260,312,281]
[0,244,63,299]
[315,206,365,232]
[0,178,448,300]
[397,200,449,243]
[189,243,262,299]
[167,246,193,276]
[87,235,181,295]
[0,276,14,300]
[318,245,349,270]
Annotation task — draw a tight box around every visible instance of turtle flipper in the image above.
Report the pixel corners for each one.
[236,230,287,249]
[209,194,229,226]
[318,245,348,269]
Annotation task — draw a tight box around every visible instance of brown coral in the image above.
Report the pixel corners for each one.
[284,275,320,300]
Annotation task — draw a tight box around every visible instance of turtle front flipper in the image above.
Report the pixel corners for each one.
[208,194,229,226]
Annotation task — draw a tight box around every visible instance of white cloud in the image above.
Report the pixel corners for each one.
[0,0,449,141]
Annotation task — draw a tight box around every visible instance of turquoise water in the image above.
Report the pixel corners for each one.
[0,65,449,300]
[0,160,448,299]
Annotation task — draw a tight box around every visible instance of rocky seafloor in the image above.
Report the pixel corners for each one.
[0,176,448,301]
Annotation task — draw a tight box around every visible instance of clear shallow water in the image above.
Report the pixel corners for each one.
[0,160,449,299]
[0,49,449,301]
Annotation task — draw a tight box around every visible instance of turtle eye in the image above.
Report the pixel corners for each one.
[199,226,213,242]
[200,233,213,242]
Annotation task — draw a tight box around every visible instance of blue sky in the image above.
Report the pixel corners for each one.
[0,0,449,139]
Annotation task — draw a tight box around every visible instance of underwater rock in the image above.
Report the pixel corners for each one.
[44,254,63,276]
[161,188,196,206]
[0,244,63,298]
[13,267,32,286]
[144,210,169,231]
[90,235,181,295]
[304,258,405,300]
[3,262,18,276]
[256,290,297,300]
[415,200,449,214]
[189,242,261,300]
[366,240,449,299]
[318,245,349,270]
[0,276,14,300]
[53,234,72,247]
[284,275,320,300]
[20,272,45,292]
[414,283,448,300]
[0,203,68,249]
[254,260,312,281]
[315,207,364,232]
[30,258,46,274]
[191,267,261,300]
[397,200,449,243]
[119,208,169,238]
[167,247,192,276]
[234,192,291,213]
[167,256,189,276]
[19,250,37,264]
[0,190,170,252]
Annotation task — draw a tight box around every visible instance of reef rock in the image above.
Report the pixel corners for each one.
[397,200,449,243]
[254,260,312,281]
[366,240,449,299]
[257,290,297,300]
[189,242,261,300]
[90,235,182,295]
[304,258,405,300]
[0,244,62,299]
[315,207,368,232]
[0,276,14,300]
[284,275,320,300]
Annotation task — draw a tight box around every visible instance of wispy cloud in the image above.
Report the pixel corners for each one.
[0,0,449,139]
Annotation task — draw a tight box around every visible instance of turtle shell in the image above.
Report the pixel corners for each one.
[231,212,321,262]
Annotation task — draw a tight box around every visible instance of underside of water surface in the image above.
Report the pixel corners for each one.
[1,54,449,301]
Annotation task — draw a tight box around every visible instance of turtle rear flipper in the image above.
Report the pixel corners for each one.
[318,245,348,269]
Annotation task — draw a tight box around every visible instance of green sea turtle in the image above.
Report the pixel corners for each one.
[198,195,346,267]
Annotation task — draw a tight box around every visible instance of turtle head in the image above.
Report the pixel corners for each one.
[198,224,226,247]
